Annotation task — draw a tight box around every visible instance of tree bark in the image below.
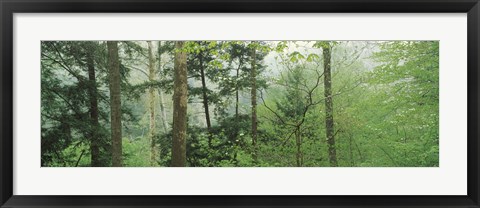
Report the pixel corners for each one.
[250,44,258,163]
[147,41,158,166]
[107,41,122,167]
[172,41,188,167]
[322,43,338,167]
[86,48,102,167]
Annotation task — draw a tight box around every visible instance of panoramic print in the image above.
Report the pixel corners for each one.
[41,41,439,167]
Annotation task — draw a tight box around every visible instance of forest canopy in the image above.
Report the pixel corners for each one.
[41,40,439,167]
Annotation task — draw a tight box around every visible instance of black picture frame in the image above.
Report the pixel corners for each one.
[1,0,479,207]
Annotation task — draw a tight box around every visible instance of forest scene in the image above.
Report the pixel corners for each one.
[41,40,439,167]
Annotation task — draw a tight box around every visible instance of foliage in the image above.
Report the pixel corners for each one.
[41,41,439,167]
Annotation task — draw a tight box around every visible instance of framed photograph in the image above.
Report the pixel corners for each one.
[1,0,479,207]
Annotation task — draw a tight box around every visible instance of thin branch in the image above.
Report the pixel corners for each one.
[75,149,86,167]
[259,90,295,127]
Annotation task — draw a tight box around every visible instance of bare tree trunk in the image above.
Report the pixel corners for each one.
[322,43,338,167]
[147,41,158,166]
[251,44,258,163]
[86,48,102,167]
[172,41,188,167]
[157,41,169,133]
[107,41,122,167]
[199,55,212,147]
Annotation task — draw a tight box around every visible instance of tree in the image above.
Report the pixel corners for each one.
[232,46,244,119]
[260,42,325,167]
[41,41,112,167]
[268,66,308,166]
[186,41,224,147]
[157,41,169,133]
[85,43,103,167]
[172,41,188,167]
[108,41,123,167]
[250,42,258,163]
[214,42,256,165]
[321,42,338,167]
[368,41,439,166]
[146,41,159,166]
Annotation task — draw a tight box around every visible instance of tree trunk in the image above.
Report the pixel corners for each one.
[251,44,258,163]
[157,41,169,133]
[107,41,122,167]
[158,90,168,133]
[199,55,212,147]
[233,61,242,167]
[147,41,158,166]
[172,41,188,167]
[86,48,102,167]
[235,63,240,119]
[322,43,338,167]
[295,127,303,167]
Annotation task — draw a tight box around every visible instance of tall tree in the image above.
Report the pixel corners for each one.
[322,42,338,167]
[147,41,159,166]
[250,42,258,163]
[108,41,123,167]
[172,41,188,167]
[224,42,250,121]
[187,41,221,147]
[85,43,103,167]
[199,54,212,132]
